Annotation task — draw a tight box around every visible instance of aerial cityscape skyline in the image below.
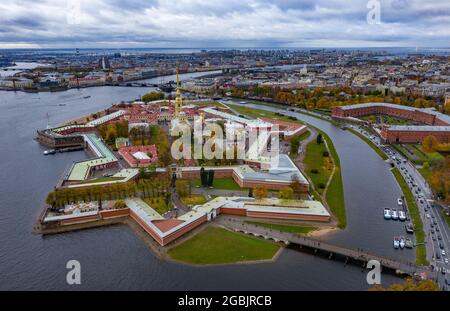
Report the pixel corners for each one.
[0,0,449,305]
[0,0,449,49]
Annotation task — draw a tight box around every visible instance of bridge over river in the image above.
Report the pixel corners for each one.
[217,216,436,279]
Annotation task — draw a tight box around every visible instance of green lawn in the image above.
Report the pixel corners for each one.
[321,131,346,228]
[443,211,450,228]
[192,178,242,190]
[143,197,171,215]
[393,144,444,165]
[245,221,317,235]
[391,168,427,266]
[79,177,125,184]
[167,226,280,264]
[181,194,207,206]
[303,137,333,194]
[347,128,388,160]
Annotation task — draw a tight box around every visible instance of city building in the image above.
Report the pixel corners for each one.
[332,103,450,143]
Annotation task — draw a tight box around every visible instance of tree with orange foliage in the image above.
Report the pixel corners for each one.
[422,135,439,153]
[254,186,268,200]
[369,278,440,291]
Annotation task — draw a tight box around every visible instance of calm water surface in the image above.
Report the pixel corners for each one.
[0,75,409,290]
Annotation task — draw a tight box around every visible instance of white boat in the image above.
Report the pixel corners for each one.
[393,237,400,249]
[399,237,406,249]
[398,210,407,221]
[391,209,399,220]
[43,149,55,155]
[384,208,391,220]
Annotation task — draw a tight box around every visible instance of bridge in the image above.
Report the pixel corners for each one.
[217,217,435,278]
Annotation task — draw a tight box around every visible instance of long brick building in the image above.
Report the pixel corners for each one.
[331,103,450,143]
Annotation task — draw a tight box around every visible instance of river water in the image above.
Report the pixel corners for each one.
[0,72,410,290]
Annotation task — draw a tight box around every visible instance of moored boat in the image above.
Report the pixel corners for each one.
[384,208,391,220]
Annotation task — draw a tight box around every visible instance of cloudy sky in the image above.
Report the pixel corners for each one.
[0,0,449,48]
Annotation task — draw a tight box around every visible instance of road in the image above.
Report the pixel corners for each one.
[221,98,449,289]
[349,124,450,289]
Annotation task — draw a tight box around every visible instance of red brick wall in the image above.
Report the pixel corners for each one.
[100,208,130,219]
[220,207,248,216]
[382,129,449,143]
[162,215,207,245]
[60,214,100,225]
[246,211,330,222]
[332,105,449,126]
[129,210,164,245]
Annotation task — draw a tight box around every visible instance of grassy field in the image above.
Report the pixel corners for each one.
[393,143,444,165]
[321,131,346,228]
[181,194,207,206]
[391,168,427,266]
[443,211,450,228]
[303,136,333,194]
[167,226,280,264]
[79,177,125,184]
[192,178,242,190]
[347,128,388,160]
[245,221,317,235]
[143,197,171,215]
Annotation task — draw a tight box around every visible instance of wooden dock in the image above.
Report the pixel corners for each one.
[217,217,435,278]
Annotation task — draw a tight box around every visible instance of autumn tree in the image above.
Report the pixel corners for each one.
[422,135,439,153]
[370,278,440,291]
[279,187,294,200]
[254,186,268,200]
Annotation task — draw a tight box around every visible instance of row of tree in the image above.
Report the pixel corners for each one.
[227,85,441,112]
[141,91,165,102]
[46,178,170,209]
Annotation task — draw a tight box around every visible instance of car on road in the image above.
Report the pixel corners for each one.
[431,229,435,234]
[437,252,442,259]
[397,198,403,206]
[440,243,445,250]
[445,258,449,265]
[438,235,442,240]
[434,220,438,225]
[426,214,431,219]
[436,227,440,232]
[432,235,437,241]
[442,250,447,257]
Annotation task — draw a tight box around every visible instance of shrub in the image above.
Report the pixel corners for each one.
[318,183,326,189]
[323,151,329,157]
[310,169,319,174]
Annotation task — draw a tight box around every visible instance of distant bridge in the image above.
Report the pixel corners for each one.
[217,217,435,278]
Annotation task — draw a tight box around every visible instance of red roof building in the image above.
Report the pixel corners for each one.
[118,145,158,167]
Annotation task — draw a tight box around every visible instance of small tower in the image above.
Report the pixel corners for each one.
[174,64,183,118]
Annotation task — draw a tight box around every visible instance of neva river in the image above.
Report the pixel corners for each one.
[0,71,410,290]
